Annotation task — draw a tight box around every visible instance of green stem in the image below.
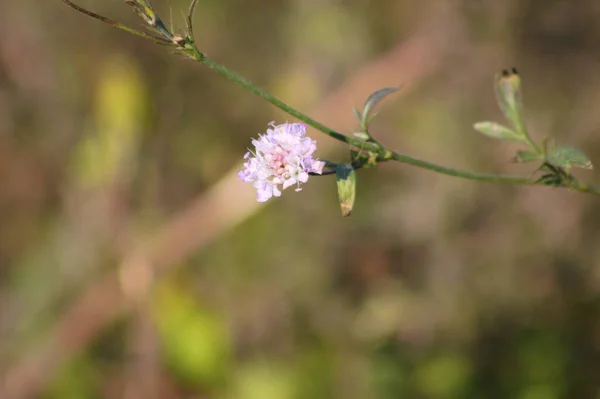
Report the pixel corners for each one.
[562,179,600,194]
[388,152,534,184]
[186,47,367,149]
[190,45,600,194]
[186,47,562,187]
[58,1,600,197]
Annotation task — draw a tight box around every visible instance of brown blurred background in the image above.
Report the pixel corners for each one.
[1,0,600,398]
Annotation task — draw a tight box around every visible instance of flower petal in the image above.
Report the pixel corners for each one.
[238,122,323,202]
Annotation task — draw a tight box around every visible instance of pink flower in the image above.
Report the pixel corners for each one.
[238,122,325,202]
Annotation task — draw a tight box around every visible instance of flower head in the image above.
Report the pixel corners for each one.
[237,122,325,202]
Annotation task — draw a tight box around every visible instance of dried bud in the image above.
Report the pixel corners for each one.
[171,34,186,46]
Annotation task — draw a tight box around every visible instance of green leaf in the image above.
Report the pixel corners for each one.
[336,164,356,217]
[361,86,399,128]
[546,146,593,170]
[515,150,543,163]
[495,69,527,135]
[473,121,522,141]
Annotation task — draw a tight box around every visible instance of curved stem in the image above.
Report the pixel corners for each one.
[185,47,368,149]
[186,48,574,186]
[195,48,600,194]
[60,1,600,197]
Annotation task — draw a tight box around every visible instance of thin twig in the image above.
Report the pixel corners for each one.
[187,0,200,42]
[61,0,174,45]
[60,0,600,196]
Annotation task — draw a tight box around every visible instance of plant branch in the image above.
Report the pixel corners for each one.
[186,47,600,194]
[61,0,600,197]
[61,0,174,45]
[182,46,367,149]
[388,151,534,184]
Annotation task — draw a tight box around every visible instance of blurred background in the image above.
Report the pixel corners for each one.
[2,0,600,398]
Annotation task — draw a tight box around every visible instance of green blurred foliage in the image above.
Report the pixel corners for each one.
[2,0,600,398]
[73,55,147,188]
[414,354,471,398]
[45,356,101,399]
[152,280,230,388]
[226,362,295,399]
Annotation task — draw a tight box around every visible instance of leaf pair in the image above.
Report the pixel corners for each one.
[514,141,592,171]
[474,69,593,171]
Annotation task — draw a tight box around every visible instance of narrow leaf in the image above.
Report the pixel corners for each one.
[547,146,593,169]
[473,121,522,141]
[336,164,356,217]
[361,86,399,127]
[495,69,527,135]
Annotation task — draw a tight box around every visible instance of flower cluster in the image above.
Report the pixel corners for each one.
[238,122,325,202]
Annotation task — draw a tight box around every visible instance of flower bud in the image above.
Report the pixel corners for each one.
[336,164,356,217]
